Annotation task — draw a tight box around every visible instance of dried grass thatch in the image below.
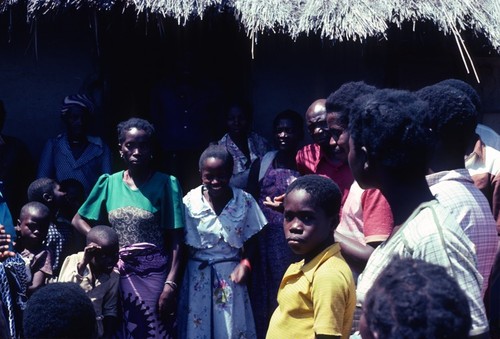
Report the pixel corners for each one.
[1,0,499,53]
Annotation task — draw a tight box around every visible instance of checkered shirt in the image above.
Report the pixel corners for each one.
[357,200,488,336]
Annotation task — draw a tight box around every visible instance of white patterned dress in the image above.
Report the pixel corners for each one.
[178,186,267,339]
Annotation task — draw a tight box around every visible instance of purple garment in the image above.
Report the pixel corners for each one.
[116,243,175,339]
[250,160,300,339]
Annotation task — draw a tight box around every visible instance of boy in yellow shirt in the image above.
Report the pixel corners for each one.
[267,175,356,339]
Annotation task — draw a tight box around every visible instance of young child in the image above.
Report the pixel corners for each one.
[58,225,120,338]
[178,145,267,338]
[360,257,471,339]
[27,177,73,275]
[14,201,52,296]
[266,174,356,339]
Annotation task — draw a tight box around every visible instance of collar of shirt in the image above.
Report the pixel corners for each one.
[426,168,474,187]
[299,243,342,283]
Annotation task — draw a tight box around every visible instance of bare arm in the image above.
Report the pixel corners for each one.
[158,228,184,318]
[72,213,92,235]
[334,231,374,273]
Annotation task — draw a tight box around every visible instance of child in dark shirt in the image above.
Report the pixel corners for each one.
[14,201,52,296]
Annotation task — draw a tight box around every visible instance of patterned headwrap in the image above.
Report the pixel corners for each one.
[60,94,94,115]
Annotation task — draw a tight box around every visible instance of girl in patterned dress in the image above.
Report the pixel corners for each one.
[178,145,267,338]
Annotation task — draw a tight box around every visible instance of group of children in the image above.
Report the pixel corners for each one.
[0,77,499,339]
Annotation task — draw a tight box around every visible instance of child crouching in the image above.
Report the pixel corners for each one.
[266,175,356,339]
[58,225,119,338]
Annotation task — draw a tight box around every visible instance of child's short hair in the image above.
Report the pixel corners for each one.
[416,84,478,147]
[117,117,155,144]
[23,282,97,338]
[27,178,58,204]
[349,89,432,178]
[198,145,234,173]
[87,225,119,247]
[285,175,341,218]
[325,81,378,128]
[363,257,471,339]
[19,201,50,221]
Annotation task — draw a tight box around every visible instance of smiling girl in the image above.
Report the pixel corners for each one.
[178,145,267,338]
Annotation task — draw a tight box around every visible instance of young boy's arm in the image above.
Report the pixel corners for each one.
[27,250,52,295]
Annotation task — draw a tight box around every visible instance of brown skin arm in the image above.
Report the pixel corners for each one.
[28,271,48,296]
[72,213,92,235]
[334,231,374,273]
[158,228,184,318]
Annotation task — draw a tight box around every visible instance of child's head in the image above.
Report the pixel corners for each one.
[348,89,432,189]
[272,109,304,151]
[16,201,51,248]
[360,257,471,339]
[23,282,97,339]
[199,145,233,197]
[117,117,155,170]
[416,84,478,152]
[283,175,341,261]
[59,178,86,216]
[87,225,119,274]
[27,177,66,212]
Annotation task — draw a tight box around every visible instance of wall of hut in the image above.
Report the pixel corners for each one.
[0,8,499,168]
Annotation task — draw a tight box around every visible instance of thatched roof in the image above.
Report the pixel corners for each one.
[3,0,500,52]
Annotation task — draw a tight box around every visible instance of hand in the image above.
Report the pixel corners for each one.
[263,194,285,213]
[77,243,101,275]
[230,263,250,284]
[0,226,14,262]
[158,285,177,320]
[82,243,101,264]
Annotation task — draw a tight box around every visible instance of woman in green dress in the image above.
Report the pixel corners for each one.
[72,117,185,338]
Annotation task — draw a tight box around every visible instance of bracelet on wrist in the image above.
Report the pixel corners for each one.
[164,280,178,290]
[240,258,252,271]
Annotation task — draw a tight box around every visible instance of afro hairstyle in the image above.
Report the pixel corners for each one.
[117,117,155,144]
[435,78,481,112]
[349,88,432,178]
[325,81,378,128]
[198,144,234,173]
[363,257,471,339]
[23,282,97,339]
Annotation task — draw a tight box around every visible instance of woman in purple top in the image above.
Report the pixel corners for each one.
[246,109,304,338]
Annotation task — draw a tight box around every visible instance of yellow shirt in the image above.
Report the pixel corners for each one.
[266,243,355,339]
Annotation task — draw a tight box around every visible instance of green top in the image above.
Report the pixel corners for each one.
[78,171,185,247]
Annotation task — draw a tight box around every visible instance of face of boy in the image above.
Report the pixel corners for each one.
[283,189,334,262]
[18,210,50,245]
[90,243,119,274]
[201,157,231,198]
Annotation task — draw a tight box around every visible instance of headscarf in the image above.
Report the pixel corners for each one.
[60,94,94,115]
